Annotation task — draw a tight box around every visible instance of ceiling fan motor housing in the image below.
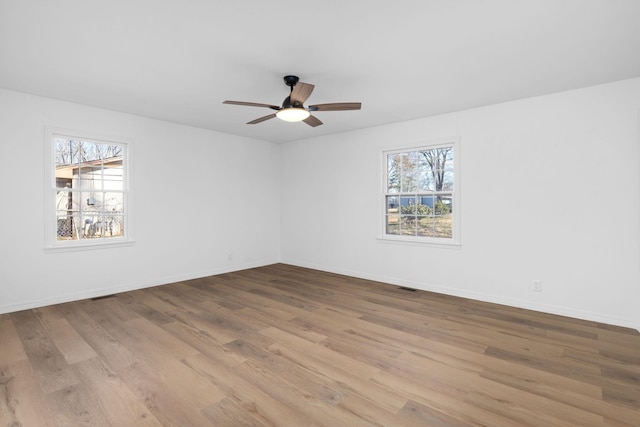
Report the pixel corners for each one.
[282,96,304,109]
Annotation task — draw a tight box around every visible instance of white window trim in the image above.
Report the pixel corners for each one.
[44,127,135,252]
[378,138,461,247]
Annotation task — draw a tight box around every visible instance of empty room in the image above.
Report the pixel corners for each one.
[1,1,639,426]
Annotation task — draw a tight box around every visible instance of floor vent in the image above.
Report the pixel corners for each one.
[398,287,417,292]
[91,294,117,301]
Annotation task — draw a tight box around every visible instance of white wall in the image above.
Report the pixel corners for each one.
[0,89,281,313]
[280,78,640,330]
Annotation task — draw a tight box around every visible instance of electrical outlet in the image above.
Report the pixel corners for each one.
[227,252,233,261]
[532,280,542,292]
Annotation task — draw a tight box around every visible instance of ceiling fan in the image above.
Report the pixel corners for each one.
[223,75,361,127]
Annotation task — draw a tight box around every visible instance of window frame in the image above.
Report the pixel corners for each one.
[379,138,461,247]
[44,128,134,252]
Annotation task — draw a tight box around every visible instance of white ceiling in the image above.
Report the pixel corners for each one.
[1,0,639,143]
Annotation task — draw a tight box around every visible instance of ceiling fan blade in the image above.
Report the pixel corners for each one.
[247,113,277,124]
[303,115,323,127]
[290,82,315,105]
[309,102,361,111]
[223,100,280,110]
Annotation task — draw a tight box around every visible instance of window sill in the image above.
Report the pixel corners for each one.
[44,239,135,253]
[377,235,461,249]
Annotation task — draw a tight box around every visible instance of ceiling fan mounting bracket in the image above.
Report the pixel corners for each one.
[283,75,300,88]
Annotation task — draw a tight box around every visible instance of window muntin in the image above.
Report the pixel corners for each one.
[49,133,129,247]
[383,142,457,244]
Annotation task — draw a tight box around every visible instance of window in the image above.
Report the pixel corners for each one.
[46,130,132,250]
[382,140,459,245]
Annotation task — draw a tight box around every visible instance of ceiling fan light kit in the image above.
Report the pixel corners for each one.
[276,107,310,122]
[223,75,361,127]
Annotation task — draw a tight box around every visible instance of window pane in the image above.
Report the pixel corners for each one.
[434,195,453,216]
[386,196,399,212]
[104,192,124,213]
[56,212,77,240]
[78,214,122,239]
[419,148,454,192]
[400,216,417,236]
[441,170,454,191]
[387,153,401,193]
[80,214,98,238]
[386,215,400,235]
[69,140,81,164]
[419,195,435,211]
[435,216,453,238]
[76,164,93,183]
[400,153,418,192]
[102,215,124,238]
[103,161,124,190]
[55,138,72,165]
[434,196,452,238]
[55,189,72,213]
[418,166,435,191]
[83,191,101,210]
[55,164,73,181]
[86,142,103,162]
[418,217,435,237]
[400,196,417,214]
[443,147,454,163]
[419,149,437,173]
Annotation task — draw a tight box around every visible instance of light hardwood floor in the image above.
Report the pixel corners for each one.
[1,264,639,426]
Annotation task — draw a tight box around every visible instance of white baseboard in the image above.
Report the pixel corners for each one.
[282,258,640,333]
[4,257,638,334]
[0,259,276,315]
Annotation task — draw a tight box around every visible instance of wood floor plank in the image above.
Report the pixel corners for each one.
[63,305,140,371]
[2,263,639,426]
[360,312,489,353]
[224,338,345,407]
[118,296,176,326]
[49,382,113,426]
[121,317,200,361]
[380,346,608,427]
[396,399,476,427]
[320,331,403,371]
[161,319,248,367]
[228,357,374,427]
[0,359,58,427]
[481,366,640,426]
[9,310,80,394]
[0,318,27,365]
[261,325,383,381]
[336,394,403,427]
[72,357,163,426]
[183,352,314,427]
[202,397,271,427]
[262,328,409,414]
[370,367,518,427]
[212,282,307,321]
[116,357,221,426]
[40,317,98,364]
